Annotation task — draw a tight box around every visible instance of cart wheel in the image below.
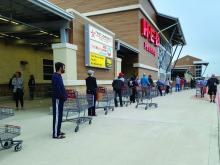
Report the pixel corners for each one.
[112,107,114,111]
[104,108,107,111]
[14,144,22,152]
[149,104,152,107]
[89,120,92,125]
[75,126,79,132]
[2,140,13,149]
[145,106,148,110]
[105,111,108,115]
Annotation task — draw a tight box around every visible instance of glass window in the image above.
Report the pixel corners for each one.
[43,59,53,80]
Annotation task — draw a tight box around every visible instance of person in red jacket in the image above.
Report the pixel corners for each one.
[180,78,185,90]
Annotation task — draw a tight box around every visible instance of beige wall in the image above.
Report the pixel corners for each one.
[0,41,52,96]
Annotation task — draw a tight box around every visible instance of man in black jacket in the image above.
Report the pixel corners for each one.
[207,74,219,103]
[86,70,97,116]
[112,73,124,107]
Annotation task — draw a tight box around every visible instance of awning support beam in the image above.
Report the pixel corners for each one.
[158,23,178,34]
[165,44,179,73]
[159,26,176,69]
[172,44,184,69]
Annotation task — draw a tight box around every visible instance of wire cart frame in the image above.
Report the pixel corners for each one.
[0,107,22,152]
[96,87,114,115]
[135,86,159,110]
[62,90,93,132]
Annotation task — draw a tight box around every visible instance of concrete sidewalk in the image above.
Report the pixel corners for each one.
[0,89,219,165]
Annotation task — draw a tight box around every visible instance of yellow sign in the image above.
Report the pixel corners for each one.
[90,53,106,68]
[105,58,112,68]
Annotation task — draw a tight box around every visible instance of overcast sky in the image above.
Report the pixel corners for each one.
[152,0,220,76]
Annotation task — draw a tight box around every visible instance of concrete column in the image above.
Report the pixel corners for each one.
[52,43,78,86]
[115,57,122,77]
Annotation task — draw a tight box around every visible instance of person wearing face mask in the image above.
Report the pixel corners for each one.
[52,62,67,139]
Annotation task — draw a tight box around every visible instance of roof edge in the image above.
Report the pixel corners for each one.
[27,0,74,21]
[157,13,186,45]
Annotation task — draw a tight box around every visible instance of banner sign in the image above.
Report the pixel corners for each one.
[85,24,113,69]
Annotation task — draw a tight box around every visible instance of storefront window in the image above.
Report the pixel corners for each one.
[43,59,53,80]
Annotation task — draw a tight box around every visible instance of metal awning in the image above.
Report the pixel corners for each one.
[193,61,209,66]
[157,13,186,46]
[0,0,73,49]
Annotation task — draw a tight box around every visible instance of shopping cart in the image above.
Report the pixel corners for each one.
[0,125,22,151]
[0,107,22,152]
[121,86,132,107]
[96,87,114,115]
[135,86,159,110]
[0,107,14,120]
[63,90,94,132]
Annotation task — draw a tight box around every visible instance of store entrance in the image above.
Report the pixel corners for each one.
[116,40,139,79]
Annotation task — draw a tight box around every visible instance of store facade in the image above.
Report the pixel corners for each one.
[0,0,116,97]
[50,0,186,80]
[0,0,186,98]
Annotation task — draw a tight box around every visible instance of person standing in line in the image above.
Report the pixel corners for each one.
[12,72,24,110]
[52,62,67,139]
[140,73,150,97]
[200,77,207,98]
[135,76,141,86]
[165,78,171,94]
[156,79,164,96]
[206,74,219,103]
[180,78,185,90]
[176,76,181,92]
[28,74,36,100]
[112,73,124,107]
[148,75,155,87]
[190,78,194,89]
[85,70,97,116]
[129,76,138,103]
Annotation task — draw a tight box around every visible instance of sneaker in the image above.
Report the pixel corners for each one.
[53,135,65,139]
[210,100,213,103]
[60,132,65,136]
[213,100,216,103]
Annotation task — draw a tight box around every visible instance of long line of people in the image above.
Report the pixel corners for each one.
[112,73,174,107]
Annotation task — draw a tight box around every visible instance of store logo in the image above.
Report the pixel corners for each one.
[144,42,156,56]
[141,18,160,47]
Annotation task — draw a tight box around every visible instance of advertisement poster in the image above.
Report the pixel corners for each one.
[85,24,113,69]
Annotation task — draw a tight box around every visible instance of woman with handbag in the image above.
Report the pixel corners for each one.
[12,72,24,110]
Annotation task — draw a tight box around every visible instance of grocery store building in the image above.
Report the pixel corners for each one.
[0,0,186,97]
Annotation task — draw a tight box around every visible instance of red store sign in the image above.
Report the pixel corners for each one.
[141,18,160,56]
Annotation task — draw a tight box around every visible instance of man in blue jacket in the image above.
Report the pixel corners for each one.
[141,74,150,97]
[52,62,67,139]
